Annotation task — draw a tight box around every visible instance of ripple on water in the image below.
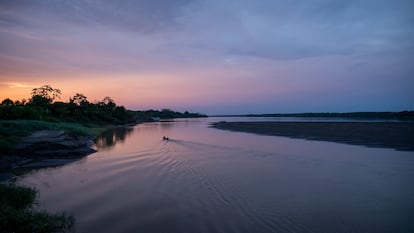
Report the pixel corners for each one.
[16,119,414,233]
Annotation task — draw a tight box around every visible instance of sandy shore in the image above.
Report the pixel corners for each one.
[211,121,414,151]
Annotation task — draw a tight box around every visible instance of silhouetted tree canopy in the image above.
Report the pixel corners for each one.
[1,98,14,106]
[31,85,61,103]
[70,93,88,106]
[0,85,207,123]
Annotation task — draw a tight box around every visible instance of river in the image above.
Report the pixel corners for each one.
[18,117,414,233]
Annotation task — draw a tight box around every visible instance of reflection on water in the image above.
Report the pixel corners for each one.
[94,127,134,149]
[17,118,414,233]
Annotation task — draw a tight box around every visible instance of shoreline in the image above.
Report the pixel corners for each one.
[0,120,141,182]
[211,121,414,151]
[0,129,97,182]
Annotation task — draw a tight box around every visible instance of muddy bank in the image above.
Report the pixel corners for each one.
[211,121,414,151]
[1,130,96,181]
[17,130,96,157]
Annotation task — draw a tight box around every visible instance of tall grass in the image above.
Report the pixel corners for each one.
[0,184,75,233]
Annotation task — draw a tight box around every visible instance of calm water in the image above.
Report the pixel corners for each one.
[18,118,414,233]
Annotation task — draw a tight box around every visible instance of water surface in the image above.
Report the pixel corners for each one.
[18,118,414,233]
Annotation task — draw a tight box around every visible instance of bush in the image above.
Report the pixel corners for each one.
[0,184,75,233]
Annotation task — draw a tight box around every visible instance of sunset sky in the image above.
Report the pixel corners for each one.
[1,0,413,114]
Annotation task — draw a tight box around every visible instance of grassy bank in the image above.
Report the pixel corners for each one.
[0,120,107,154]
[0,183,74,233]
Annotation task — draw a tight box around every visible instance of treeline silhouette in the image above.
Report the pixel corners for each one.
[0,85,206,124]
[135,109,207,122]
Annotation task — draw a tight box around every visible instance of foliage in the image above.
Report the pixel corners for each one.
[1,85,207,124]
[1,98,13,106]
[30,85,61,103]
[0,184,75,233]
[69,93,88,106]
[135,108,207,121]
[0,85,136,124]
[0,85,206,154]
[0,184,36,210]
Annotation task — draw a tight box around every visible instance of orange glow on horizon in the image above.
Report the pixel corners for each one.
[1,63,284,110]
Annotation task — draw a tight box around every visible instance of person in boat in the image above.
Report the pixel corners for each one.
[163,136,169,141]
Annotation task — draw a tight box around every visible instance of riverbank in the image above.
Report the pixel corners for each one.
[211,121,414,151]
[0,120,111,181]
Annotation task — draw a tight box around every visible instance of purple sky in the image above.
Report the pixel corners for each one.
[0,0,413,114]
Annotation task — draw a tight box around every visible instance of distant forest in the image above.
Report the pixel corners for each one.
[0,85,207,124]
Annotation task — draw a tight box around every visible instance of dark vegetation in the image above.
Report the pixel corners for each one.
[0,85,206,124]
[0,85,136,125]
[0,85,206,154]
[135,109,207,122]
[0,183,74,233]
[0,85,206,232]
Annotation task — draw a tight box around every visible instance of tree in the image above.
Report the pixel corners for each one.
[1,98,14,106]
[20,98,27,105]
[31,85,61,103]
[101,96,116,110]
[70,93,88,106]
[102,96,115,105]
[29,95,50,107]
